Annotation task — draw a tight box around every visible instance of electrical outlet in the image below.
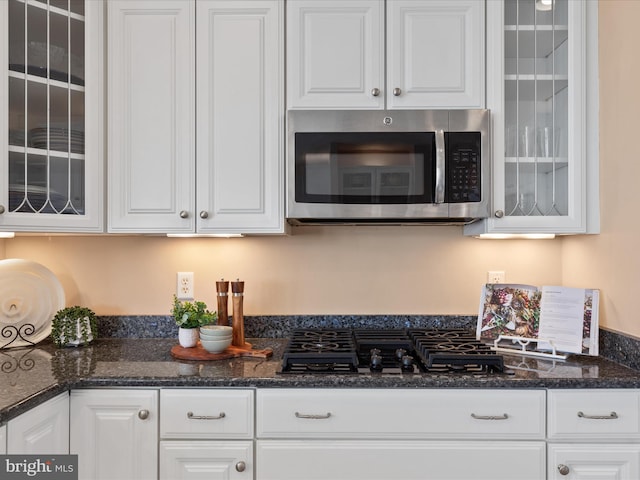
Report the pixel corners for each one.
[487,270,505,284]
[176,272,194,300]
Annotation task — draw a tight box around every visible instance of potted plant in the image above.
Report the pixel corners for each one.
[171,295,217,348]
[51,306,98,348]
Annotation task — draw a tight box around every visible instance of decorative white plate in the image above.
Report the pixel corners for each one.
[0,259,65,349]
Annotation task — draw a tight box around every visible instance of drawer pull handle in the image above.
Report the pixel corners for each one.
[577,411,618,420]
[295,412,332,420]
[471,413,509,420]
[558,464,570,476]
[187,411,226,420]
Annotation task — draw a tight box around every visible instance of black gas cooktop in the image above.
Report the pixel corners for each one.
[279,328,507,375]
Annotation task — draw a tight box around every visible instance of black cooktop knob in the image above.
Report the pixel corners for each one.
[401,355,415,373]
[370,354,383,372]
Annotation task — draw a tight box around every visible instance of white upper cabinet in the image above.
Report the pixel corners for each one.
[107,0,195,233]
[465,0,599,236]
[108,0,284,234]
[287,0,484,110]
[196,0,284,234]
[1,0,104,232]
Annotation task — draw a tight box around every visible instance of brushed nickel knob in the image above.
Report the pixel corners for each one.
[557,464,570,475]
[371,87,380,97]
[393,87,402,96]
[199,211,209,219]
[179,210,189,219]
[138,409,149,420]
[494,210,504,218]
[0,205,5,214]
[235,461,246,472]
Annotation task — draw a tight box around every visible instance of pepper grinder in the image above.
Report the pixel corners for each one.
[231,279,245,347]
[215,279,229,326]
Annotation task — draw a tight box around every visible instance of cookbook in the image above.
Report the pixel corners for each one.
[477,284,599,356]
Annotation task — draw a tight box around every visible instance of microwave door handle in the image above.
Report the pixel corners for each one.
[434,129,445,204]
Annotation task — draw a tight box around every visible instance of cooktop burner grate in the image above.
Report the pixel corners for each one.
[279,328,506,375]
[280,329,359,374]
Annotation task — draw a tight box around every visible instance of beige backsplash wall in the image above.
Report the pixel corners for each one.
[3,229,562,316]
[561,1,640,338]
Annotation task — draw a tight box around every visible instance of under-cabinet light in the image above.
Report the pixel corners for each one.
[0,232,15,238]
[476,233,556,240]
[536,0,553,11]
[167,233,244,238]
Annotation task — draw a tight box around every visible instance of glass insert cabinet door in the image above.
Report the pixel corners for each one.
[1,0,103,232]
[503,0,569,219]
[467,0,595,236]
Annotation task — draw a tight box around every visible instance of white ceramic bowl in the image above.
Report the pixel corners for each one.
[200,332,233,340]
[200,336,232,354]
[199,325,233,337]
[200,333,232,342]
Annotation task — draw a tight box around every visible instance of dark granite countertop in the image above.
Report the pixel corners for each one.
[3,336,640,424]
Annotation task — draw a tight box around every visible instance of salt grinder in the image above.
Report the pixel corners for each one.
[215,279,229,326]
[231,279,245,347]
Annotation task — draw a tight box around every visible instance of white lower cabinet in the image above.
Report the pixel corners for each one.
[547,389,640,480]
[256,388,546,480]
[70,389,158,480]
[160,441,253,480]
[7,392,69,454]
[159,389,254,479]
[548,444,640,479]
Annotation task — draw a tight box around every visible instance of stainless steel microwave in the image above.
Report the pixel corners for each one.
[286,109,490,225]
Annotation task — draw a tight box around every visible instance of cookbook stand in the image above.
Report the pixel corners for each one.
[491,335,568,360]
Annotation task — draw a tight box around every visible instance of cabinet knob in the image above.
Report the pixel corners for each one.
[138,409,149,420]
[199,211,209,219]
[0,205,4,214]
[494,210,504,218]
[235,461,246,472]
[393,87,402,96]
[179,210,189,219]
[371,87,380,97]
[557,464,570,476]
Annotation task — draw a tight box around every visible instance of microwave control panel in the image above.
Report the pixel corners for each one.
[446,132,481,203]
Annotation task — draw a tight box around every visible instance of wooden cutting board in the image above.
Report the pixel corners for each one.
[170,341,273,361]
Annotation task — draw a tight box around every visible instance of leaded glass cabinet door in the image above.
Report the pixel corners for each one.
[465,0,598,236]
[0,0,103,232]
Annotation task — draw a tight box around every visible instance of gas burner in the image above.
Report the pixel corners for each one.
[300,342,341,353]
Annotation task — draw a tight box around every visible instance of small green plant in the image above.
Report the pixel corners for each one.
[171,295,217,329]
[51,306,98,348]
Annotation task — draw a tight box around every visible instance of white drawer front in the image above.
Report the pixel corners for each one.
[160,389,254,439]
[257,389,545,439]
[257,440,546,480]
[548,389,640,440]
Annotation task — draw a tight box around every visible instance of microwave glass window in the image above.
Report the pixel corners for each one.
[295,132,434,204]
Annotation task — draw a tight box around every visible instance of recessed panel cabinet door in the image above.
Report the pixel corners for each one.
[160,441,253,480]
[7,392,69,454]
[196,0,284,233]
[548,444,640,479]
[286,0,384,109]
[386,0,485,109]
[70,389,158,480]
[108,0,195,233]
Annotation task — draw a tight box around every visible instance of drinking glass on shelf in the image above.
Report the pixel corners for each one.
[519,125,535,158]
[537,127,563,158]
